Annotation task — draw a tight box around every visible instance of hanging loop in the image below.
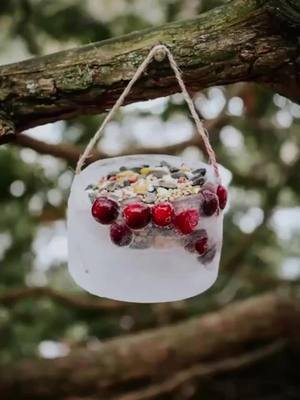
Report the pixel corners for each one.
[76,44,220,179]
[153,46,167,62]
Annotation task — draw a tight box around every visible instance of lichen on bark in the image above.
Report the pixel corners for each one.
[0,0,299,135]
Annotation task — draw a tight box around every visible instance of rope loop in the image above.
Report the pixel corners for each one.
[76,44,219,179]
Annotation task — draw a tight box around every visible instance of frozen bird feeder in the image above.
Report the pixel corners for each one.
[67,44,228,303]
[68,154,226,303]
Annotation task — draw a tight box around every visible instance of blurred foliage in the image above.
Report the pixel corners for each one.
[0,0,299,371]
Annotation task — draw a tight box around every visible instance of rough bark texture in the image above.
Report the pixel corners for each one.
[0,290,299,399]
[0,0,300,137]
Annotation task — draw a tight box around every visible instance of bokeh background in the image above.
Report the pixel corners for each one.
[0,1,299,398]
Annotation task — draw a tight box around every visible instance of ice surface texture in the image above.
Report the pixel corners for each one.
[68,155,224,303]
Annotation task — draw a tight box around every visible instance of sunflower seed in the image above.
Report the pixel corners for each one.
[171,172,187,179]
[85,184,97,191]
[150,170,168,178]
[191,177,205,186]
[159,180,177,189]
[192,168,206,176]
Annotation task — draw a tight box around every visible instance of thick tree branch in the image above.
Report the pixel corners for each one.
[115,340,286,400]
[0,286,127,312]
[0,290,299,399]
[0,0,299,137]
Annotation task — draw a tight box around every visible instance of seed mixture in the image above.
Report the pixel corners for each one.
[86,161,227,263]
[86,161,207,205]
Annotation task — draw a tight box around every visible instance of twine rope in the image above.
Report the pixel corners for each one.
[76,44,219,178]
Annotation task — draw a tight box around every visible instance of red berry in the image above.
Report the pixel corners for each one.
[174,208,199,234]
[195,236,208,255]
[201,189,219,216]
[92,197,119,224]
[152,202,174,227]
[110,222,132,246]
[216,185,228,210]
[123,203,151,229]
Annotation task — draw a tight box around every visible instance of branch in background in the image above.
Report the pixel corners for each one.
[12,113,226,165]
[15,134,96,163]
[0,287,185,322]
[116,340,286,400]
[0,287,127,312]
[0,0,299,136]
[0,290,299,399]
[13,132,200,163]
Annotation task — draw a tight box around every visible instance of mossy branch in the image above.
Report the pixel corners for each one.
[0,0,299,135]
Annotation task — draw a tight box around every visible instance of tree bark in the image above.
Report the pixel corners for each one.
[0,0,299,137]
[0,290,299,399]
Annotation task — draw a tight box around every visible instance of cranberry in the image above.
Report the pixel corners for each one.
[91,197,119,224]
[217,185,228,210]
[152,202,174,227]
[174,208,199,234]
[123,203,151,229]
[184,230,208,254]
[200,245,217,264]
[110,222,132,246]
[195,236,208,255]
[201,189,219,216]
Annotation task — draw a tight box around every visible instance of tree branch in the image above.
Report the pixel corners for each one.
[0,0,299,136]
[0,287,127,312]
[11,113,224,161]
[115,340,286,400]
[0,290,299,399]
[12,133,200,163]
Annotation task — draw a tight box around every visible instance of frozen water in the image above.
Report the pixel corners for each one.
[68,155,224,303]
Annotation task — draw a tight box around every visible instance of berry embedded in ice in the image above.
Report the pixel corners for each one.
[174,209,199,234]
[198,245,217,264]
[91,197,119,224]
[152,202,175,227]
[184,230,208,254]
[216,185,228,210]
[186,230,215,262]
[110,222,132,246]
[201,189,219,216]
[123,203,151,229]
[195,236,208,255]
